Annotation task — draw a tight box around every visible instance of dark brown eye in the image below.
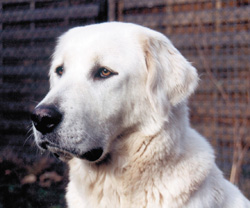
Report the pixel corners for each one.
[55,66,63,76]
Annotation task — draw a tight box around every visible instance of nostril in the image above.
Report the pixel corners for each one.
[31,105,62,135]
[40,141,49,150]
[30,112,39,126]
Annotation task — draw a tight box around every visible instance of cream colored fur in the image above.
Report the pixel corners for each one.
[34,22,249,208]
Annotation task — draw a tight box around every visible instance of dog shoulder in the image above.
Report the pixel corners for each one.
[184,129,250,208]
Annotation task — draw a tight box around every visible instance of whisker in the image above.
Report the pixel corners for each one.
[30,100,40,105]
[24,123,35,147]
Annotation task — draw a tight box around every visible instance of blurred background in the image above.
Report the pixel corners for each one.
[0,0,249,207]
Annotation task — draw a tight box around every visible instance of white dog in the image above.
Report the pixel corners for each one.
[31,22,249,208]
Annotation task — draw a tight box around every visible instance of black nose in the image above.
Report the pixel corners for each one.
[31,105,62,135]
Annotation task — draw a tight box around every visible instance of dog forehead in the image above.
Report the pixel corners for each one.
[57,23,144,54]
[51,23,150,73]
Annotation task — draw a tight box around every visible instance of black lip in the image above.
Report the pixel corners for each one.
[96,153,111,166]
[81,148,103,162]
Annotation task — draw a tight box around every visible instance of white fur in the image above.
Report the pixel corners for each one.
[34,22,249,208]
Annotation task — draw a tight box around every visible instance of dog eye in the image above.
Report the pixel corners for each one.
[55,66,64,76]
[97,67,114,78]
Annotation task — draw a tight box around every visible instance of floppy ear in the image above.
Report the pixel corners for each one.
[144,32,198,110]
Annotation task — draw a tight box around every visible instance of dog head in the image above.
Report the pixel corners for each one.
[31,22,198,163]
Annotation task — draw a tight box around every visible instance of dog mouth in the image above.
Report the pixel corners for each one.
[50,148,74,162]
[39,141,104,162]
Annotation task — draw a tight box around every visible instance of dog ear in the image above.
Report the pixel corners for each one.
[143,32,198,110]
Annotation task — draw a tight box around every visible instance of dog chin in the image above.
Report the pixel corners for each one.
[38,141,108,164]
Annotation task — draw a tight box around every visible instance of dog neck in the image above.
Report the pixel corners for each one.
[67,102,214,207]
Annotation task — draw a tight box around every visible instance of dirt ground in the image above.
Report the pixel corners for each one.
[0,152,68,208]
